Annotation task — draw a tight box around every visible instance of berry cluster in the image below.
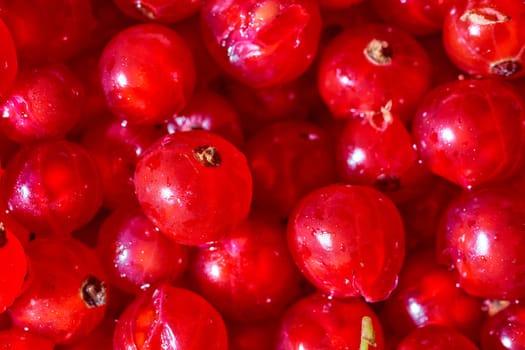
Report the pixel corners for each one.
[0,0,524,349]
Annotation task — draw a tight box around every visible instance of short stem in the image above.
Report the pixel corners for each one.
[360,316,377,350]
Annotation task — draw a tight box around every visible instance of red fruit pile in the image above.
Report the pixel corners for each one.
[0,0,524,349]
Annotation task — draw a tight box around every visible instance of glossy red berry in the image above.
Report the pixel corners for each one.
[413,78,525,189]
[0,328,55,350]
[318,23,431,123]
[287,184,405,302]
[134,130,252,246]
[0,141,103,236]
[0,0,96,66]
[113,0,201,23]
[0,18,17,98]
[443,0,525,79]
[0,65,84,144]
[189,211,303,321]
[99,23,196,125]
[380,249,484,342]
[97,207,190,294]
[245,120,337,218]
[228,320,279,350]
[370,0,453,36]
[481,304,525,350]
[0,223,27,312]
[113,284,228,350]
[336,107,417,194]
[200,0,322,87]
[82,118,162,210]
[276,292,385,349]
[397,325,479,349]
[59,317,115,350]
[164,90,244,148]
[438,185,525,300]
[8,239,108,344]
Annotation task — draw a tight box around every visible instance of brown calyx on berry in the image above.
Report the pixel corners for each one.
[0,222,6,247]
[375,175,401,193]
[133,1,157,20]
[364,39,393,65]
[491,59,522,77]
[194,145,222,167]
[81,275,107,308]
[460,7,511,25]
[365,100,394,132]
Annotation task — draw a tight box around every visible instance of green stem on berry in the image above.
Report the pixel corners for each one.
[360,315,377,350]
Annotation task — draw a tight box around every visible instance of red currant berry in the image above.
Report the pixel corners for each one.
[134,130,252,246]
[82,118,162,210]
[164,90,244,148]
[0,223,27,312]
[413,78,525,189]
[287,184,405,302]
[370,0,453,36]
[114,284,228,350]
[380,249,484,342]
[245,120,337,218]
[0,64,84,144]
[99,23,196,125]
[8,239,108,344]
[336,107,417,194]
[481,304,525,350]
[189,211,303,321]
[276,292,385,349]
[0,18,17,98]
[97,207,190,294]
[0,141,103,236]
[221,75,318,136]
[200,0,322,87]
[0,328,55,350]
[438,185,525,300]
[318,23,431,123]
[0,0,96,66]
[443,0,525,79]
[397,324,480,349]
[113,0,201,23]
[228,320,279,350]
[58,317,115,350]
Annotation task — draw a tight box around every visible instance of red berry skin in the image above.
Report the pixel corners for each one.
[134,130,252,246]
[97,207,190,294]
[481,304,525,350]
[189,211,304,322]
[0,224,27,313]
[276,292,385,349]
[228,320,279,350]
[318,23,431,123]
[380,249,484,343]
[437,185,525,300]
[113,0,201,24]
[396,325,479,350]
[200,0,322,88]
[413,79,525,189]
[0,18,17,98]
[0,141,103,236]
[287,184,405,302]
[0,0,96,66]
[8,239,108,344]
[99,23,196,125]
[0,65,84,144]
[336,110,417,194]
[443,0,525,79]
[82,119,162,210]
[59,317,114,350]
[0,328,55,350]
[370,0,453,36]
[245,120,337,218]
[164,90,244,148]
[113,284,228,350]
